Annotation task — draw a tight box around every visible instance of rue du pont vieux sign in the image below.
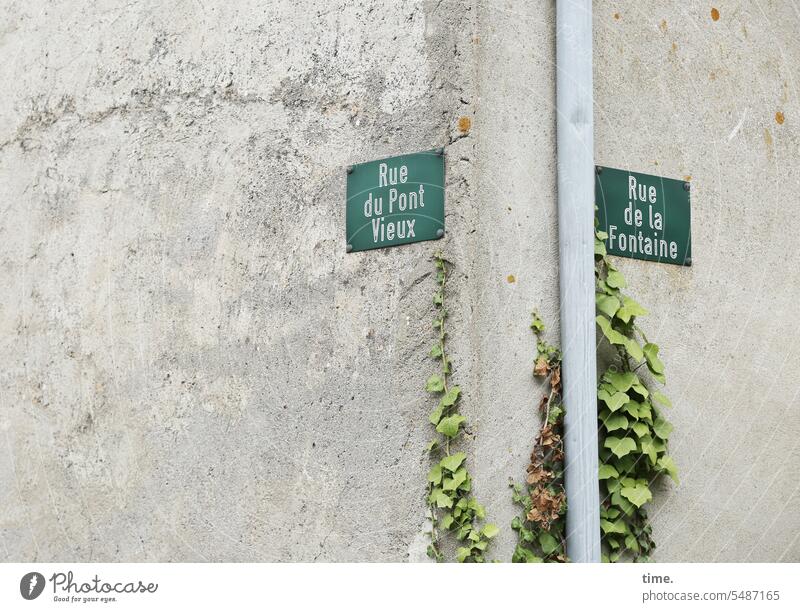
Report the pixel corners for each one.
[346,149,445,252]
[596,166,692,266]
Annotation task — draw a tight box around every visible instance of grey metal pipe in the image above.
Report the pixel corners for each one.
[555,0,601,562]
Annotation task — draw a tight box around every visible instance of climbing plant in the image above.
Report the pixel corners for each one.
[510,312,567,563]
[595,225,679,562]
[425,250,498,562]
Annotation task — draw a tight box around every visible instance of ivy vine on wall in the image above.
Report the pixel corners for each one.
[595,226,679,562]
[425,251,498,562]
[510,312,567,562]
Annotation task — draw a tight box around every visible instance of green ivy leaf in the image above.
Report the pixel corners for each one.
[603,413,629,432]
[600,519,627,535]
[430,344,443,358]
[605,477,622,494]
[639,435,658,465]
[620,484,653,508]
[643,343,665,375]
[603,391,630,413]
[624,337,644,362]
[617,296,649,323]
[598,464,620,480]
[425,374,445,393]
[440,452,467,473]
[428,464,443,485]
[443,467,468,491]
[456,547,471,562]
[653,416,673,440]
[658,455,680,484]
[513,544,543,563]
[440,513,454,530]
[606,371,637,392]
[436,414,466,438]
[595,239,607,257]
[631,381,650,399]
[539,531,559,554]
[596,315,627,346]
[611,491,636,516]
[596,294,620,318]
[604,436,638,459]
[429,488,453,509]
[623,400,641,418]
[440,386,461,407]
[631,422,650,438]
[469,498,487,520]
[482,524,499,539]
[653,391,672,408]
[429,403,444,425]
[606,270,627,289]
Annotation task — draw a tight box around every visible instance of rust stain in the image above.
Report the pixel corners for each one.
[671,42,678,53]
[458,116,472,133]
[684,175,692,182]
[659,19,668,32]
[614,12,620,20]
[709,71,716,81]
[775,111,785,125]
[711,7,720,21]
[507,275,516,284]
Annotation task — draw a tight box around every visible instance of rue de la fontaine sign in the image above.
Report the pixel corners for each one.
[596,166,692,266]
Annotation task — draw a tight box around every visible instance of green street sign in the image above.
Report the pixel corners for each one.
[596,166,692,266]
[346,149,445,252]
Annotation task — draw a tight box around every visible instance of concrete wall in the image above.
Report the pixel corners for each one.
[594,1,800,562]
[1,0,797,563]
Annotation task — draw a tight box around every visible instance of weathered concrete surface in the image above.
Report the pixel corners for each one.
[469,0,561,563]
[0,0,483,562]
[595,2,800,561]
[1,0,799,563]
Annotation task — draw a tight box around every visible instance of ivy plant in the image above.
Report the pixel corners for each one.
[595,226,679,562]
[425,251,497,562]
[509,312,567,563]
